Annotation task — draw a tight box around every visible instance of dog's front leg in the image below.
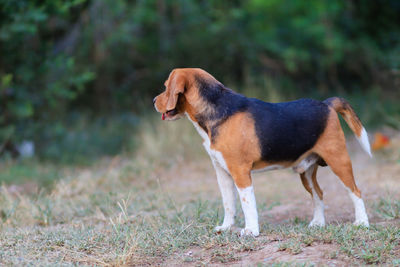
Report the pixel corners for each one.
[231,168,259,237]
[212,161,236,232]
[236,185,259,236]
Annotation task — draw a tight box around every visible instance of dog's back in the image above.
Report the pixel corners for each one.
[247,98,330,162]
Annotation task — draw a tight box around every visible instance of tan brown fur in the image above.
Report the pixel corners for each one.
[299,166,323,200]
[327,97,362,137]
[311,167,323,200]
[211,112,260,188]
[300,173,312,195]
[312,109,362,198]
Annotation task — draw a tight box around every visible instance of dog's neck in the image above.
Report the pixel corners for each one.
[184,97,216,136]
[185,84,246,142]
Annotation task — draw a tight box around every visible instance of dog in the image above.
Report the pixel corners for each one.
[153,68,371,236]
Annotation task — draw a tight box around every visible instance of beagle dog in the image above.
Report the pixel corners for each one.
[153,68,371,236]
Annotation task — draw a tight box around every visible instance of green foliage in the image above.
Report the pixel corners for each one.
[0,0,94,145]
[0,0,399,160]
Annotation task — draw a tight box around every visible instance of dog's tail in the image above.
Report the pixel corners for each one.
[324,97,372,157]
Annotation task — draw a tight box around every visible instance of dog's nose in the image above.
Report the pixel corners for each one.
[153,97,157,104]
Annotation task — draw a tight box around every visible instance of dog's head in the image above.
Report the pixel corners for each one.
[153,69,187,121]
[154,68,219,121]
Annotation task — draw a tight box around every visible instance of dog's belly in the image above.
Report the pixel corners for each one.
[252,153,320,174]
[251,164,285,173]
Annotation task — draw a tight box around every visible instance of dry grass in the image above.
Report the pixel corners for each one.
[1,116,400,266]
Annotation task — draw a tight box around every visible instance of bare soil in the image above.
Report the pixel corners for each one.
[158,137,400,266]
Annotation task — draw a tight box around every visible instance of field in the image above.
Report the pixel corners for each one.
[1,118,400,266]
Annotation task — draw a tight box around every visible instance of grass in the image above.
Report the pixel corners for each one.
[1,115,400,265]
[374,196,400,220]
[265,223,400,265]
[33,112,139,165]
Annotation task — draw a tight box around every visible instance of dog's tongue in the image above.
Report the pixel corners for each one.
[162,113,165,120]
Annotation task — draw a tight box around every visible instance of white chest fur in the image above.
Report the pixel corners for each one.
[186,114,229,172]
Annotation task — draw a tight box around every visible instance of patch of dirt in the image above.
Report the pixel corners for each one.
[160,134,400,266]
[165,242,349,266]
[237,242,348,266]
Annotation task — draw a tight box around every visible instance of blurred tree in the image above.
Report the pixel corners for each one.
[0,0,399,160]
[0,0,94,152]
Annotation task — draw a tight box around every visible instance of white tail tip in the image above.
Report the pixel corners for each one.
[357,127,372,157]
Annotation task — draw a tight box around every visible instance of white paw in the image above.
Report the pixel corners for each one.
[214,224,232,232]
[354,220,369,227]
[240,228,259,237]
[308,219,325,227]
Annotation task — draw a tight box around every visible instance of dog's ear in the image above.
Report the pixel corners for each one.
[166,73,185,111]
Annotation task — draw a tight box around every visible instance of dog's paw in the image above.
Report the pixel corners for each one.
[353,220,369,227]
[214,224,232,232]
[240,228,259,237]
[308,219,325,227]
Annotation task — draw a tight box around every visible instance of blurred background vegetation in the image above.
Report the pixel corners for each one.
[1,0,399,166]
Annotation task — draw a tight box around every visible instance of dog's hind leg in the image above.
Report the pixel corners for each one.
[319,148,369,226]
[315,112,369,226]
[300,165,325,227]
[212,161,236,232]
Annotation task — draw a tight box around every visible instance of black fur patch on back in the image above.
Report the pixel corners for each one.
[194,75,330,162]
[248,98,330,162]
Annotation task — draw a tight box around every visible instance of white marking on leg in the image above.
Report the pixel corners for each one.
[337,177,370,227]
[236,185,259,236]
[305,166,325,227]
[348,190,369,227]
[357,127,372,157]
[213,162,236,231]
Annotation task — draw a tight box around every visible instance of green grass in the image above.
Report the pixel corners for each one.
[2,183,399,265]
[1,114,400,265]
[374,195,400,220]
[1,166,399,266]
[0,159,63,187]
[264,223,400,265]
